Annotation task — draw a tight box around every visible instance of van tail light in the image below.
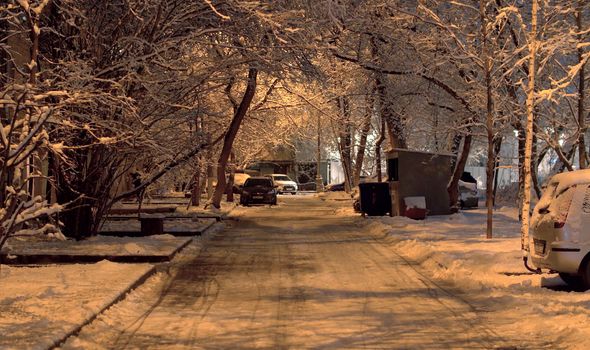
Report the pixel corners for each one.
[554,221,566,229]
[554,185,576,229]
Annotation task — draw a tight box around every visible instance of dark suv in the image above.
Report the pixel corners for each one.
[240,177,278,206]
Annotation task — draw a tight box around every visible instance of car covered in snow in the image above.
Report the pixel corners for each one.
[325,182,345,192]
[266,174,298,194]
[530,169,590,287]
[458,171,479,208]
[231,173,250,193]
[240,177,278,206]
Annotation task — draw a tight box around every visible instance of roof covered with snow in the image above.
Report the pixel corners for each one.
[548,169,590,194]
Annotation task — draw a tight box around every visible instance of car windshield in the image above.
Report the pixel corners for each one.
[273,175,291,181]
[244,178,272,187]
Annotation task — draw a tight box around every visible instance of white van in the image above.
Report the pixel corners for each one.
[530,169,590,286]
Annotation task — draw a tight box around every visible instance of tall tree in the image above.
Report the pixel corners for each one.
[521,0,538,255]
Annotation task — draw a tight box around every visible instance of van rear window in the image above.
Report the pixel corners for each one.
[536,182,558,212]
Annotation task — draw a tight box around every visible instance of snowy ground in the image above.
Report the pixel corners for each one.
[361,205,590,349]
[0,216,224,349]
[7,194,590,349]
[59,195,554,349]
[0,261,154,349]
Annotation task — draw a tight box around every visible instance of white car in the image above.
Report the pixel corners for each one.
[267,174,298,194]
[530,169,590,287]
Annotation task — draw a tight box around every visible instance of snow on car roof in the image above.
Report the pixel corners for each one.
[549,169,590,194]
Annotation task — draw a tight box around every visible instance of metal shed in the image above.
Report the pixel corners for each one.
[386,149,455,216]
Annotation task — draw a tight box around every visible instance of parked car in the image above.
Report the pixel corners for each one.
[530,169,590,287]
[240,177,278,206]
[298,182,317,191]
[325,182,345,191]
[458,171,479,208]
[266,174,298,194]
[326,176,370,192]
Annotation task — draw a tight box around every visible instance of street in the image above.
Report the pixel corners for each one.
[64,196,546,349]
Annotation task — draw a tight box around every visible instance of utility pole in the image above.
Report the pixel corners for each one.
[316,113,324,192]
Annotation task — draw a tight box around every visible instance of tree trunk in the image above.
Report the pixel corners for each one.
[226,152,236,202]
[578,1,587,169]
[492,136,503,206]
[447,134,472,212]
[521,0,538,254]
[191,115,203,206]
[516,123,525,220]
[336,96,354,193]
[190,168,201,206]
[450,133,462,170]
[557,143,577,172]
[353,99,373,185]
[531,123,542,199]
[375,116,386,182]
[375,75,407,149]
[206,161,215,200]
[57,186,94,240]
[481,0,495,239]
[211,67,258,208]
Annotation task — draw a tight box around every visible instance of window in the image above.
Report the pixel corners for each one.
[244,178,272,187]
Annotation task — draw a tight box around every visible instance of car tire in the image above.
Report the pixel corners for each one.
[581,259,590,289]
[291,192,296,195]
[580,259,590,290]
[560,272,585,288]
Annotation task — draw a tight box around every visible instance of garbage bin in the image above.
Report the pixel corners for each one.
[358,182,391,216]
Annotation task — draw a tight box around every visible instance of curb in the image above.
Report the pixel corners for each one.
[47,264,157,350]
[1,238,193,265]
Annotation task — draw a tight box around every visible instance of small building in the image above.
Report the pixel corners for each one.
[243,144,330,186]
[387,149,455,216]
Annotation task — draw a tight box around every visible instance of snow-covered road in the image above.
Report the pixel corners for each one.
[63,196,551,349]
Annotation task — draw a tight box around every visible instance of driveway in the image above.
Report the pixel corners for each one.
[64,195,549,349]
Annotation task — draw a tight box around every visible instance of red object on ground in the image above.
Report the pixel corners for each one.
[405,207,427,220]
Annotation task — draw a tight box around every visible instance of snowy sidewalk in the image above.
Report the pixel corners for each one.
[0,261,155,349]
[0,200,226,349]
[361,206,590,349]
